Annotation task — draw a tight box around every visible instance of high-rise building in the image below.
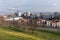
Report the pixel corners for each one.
[28,12,31,16]
[15,12,19,17]
[18,12,22,16]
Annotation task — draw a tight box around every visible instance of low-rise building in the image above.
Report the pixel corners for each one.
[46,20,52,27]
[5,17,23,21]
[57,20,60,28]
[52,22,57,28]
[37,19,42,26]
[41,19,46,27]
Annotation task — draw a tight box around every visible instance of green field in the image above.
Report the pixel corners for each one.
[0,25,60,40]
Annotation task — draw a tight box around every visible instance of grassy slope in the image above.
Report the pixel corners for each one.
[17,29,60,40]
[0,25,60,40]
[0,28,43,40]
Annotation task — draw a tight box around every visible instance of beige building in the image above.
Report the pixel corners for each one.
[52,22,57,27]
[37,20,41,26]
[42,20,46,23]
[57,20,60,28]
[46,20,52,26]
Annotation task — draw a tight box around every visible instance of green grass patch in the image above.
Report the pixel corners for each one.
[0,24,60,40]
[0,27,42,40]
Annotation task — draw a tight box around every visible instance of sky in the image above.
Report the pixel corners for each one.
[0,0,60,13]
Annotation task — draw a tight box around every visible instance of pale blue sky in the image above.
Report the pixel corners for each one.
[0,0,60,13]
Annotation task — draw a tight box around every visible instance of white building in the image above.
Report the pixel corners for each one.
[46,21,51,26]
[52,22,57,27]
[5,17,23,21]
[37,14,40,17]
[42,20,46,23]
[18,12,22,16]
[37,20,41,26]
[3,16,7,18]
[28,12,31,16]
[5,18,13,21]
[57,21,60,27]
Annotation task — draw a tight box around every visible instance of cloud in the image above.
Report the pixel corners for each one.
[0,0,60,12]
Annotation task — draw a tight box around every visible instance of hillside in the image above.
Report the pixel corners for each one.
[0,25,60,40]
[0,28,42,40]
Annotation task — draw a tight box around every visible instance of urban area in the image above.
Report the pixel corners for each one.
[0,11,60,31]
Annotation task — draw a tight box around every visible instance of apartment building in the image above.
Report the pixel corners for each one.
[41,19,46,27]
[57,20,60,28]
[37,19,42,27]
[46,20,52,27]
[52,22,57,28]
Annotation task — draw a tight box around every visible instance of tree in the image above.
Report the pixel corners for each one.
[0,16,6,24]
[9,20,21,30]
[28,14,38,33]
